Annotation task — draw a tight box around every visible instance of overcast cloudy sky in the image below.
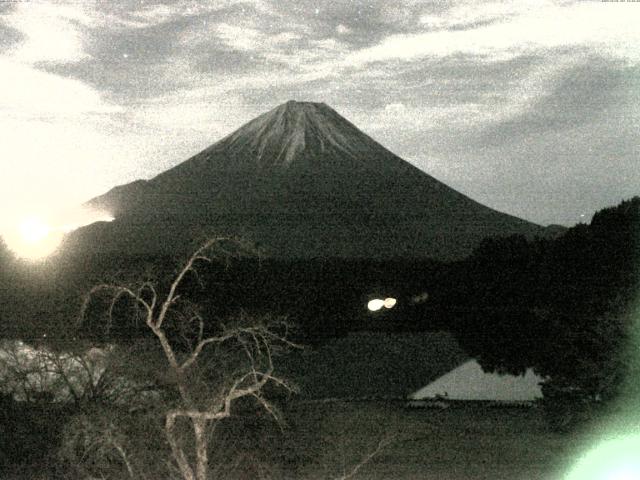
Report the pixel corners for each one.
[1,0,639,229]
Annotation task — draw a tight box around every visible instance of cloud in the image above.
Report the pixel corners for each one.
[419,0,537,30]
[476,56,637,147]
[0,22,23,53]
[92,1,271,29]
[0,59,121,117]
[199,22,304,56]
[3,1,93,64]
[0,0,638,229]
[0,2,138,217]
[347,1,640,66]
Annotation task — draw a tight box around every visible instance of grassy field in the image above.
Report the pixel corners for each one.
[278,400,591,480]
[0,398,614,479]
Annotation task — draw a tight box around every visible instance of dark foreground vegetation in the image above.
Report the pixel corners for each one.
[443,197,640,429]
[0,398,602,480]
[0,197,638,478]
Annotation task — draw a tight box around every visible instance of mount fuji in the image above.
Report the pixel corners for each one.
[71,101,548,260]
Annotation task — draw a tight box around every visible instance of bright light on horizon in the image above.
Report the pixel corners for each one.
[59,212,115,233]
[18,216,50,244]
[1,207,114,261]
[367,299,385,312]
[367,297,398,312]
[4,215,62,260]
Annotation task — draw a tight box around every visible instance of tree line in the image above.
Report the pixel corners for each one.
[435,197,639,427]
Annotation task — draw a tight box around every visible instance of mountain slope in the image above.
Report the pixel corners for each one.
[72,100,546,260]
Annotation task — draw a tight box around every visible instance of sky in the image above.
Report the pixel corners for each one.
[0,0,639,233]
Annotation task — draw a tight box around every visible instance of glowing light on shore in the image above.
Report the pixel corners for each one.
[367,297,398,312]
[367,299,385,311]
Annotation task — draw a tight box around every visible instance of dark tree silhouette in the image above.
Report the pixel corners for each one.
[445,197,639,426]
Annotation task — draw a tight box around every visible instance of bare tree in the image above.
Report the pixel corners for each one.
[78,238,296,480]
[59,409,141,480]
[0,340,112,404]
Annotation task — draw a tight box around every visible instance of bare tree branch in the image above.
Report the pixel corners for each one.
[156,237,229,330]
[76,237,294,480]
[333,434,396,480]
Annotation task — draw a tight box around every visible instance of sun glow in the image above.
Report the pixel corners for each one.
[19,216,50,244]
[1,207,114,261]
[3,215,63,260]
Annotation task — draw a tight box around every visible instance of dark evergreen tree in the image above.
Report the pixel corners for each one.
[445,197,639,428]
